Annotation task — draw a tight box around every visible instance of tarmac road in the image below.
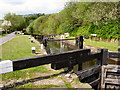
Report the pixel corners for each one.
[0,32,16,46]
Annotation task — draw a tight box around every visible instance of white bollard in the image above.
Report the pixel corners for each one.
[61,35,65,39]
[29,36,31,39]
[41,44,44,49]
[32,47,35,53]
[64,33,69,38]
[31,38,33,43]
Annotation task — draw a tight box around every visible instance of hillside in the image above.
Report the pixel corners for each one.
[28,2,120,39]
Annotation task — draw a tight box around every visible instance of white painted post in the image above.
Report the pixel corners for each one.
[32,47,35,53]
[29,36,31,39]
[61,35,65,39]
[0,60,13,74]
[41,44,44,49]
[31,38,33,43]
[64,33,69,38]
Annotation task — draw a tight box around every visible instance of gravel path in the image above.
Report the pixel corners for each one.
[0,32,16,45]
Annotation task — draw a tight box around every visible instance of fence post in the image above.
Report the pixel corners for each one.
[97,49,108,89]
[37,35,39,40]
[118,46,120,52]
[34,35,37,39]
[43,39,48,47]
[68,60,74,73]
[43,39,51,54]
[118,46,120,61]
[102,49,108,65]
[75,37,78,47]
[79,36,83,49]
[78,36,83,71]
[97,49,103,66]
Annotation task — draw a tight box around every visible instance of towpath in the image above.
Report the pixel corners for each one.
[0,32,16,45]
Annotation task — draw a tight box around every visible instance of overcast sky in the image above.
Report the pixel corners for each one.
[0,0,119,19]
[0,0,70,19]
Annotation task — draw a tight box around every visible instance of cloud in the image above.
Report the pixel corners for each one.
[0,0,69,19]
[1,0,26,5]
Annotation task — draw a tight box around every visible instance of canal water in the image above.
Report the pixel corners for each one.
[48,41,75,53]
[47,41,96,70]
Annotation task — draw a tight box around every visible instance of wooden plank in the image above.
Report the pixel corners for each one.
[101,65,120,89]
[106,65,120,73]
[107,73,120,79]
[77,52,102,64]
[105,78,120,85]
[101,65,107,88]
[51,49,90,70]
[51,52,101,70]
[102,49,108,65]
[51,59,77,70]
[75,65,101,80]
[89,78,100,87]
[12,49,90,71]
[48,38,75,41]
[108,52,120,58]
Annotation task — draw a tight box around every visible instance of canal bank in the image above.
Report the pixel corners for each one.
[53,36,119,65]
[1,35,92,89]
[54,37,98,52]
[30,36,93,89]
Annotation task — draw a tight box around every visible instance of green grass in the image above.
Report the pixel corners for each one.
[2,34,8,37]
[84,39,118,52]
[2,35,39,60]
[1,35,65,88]
[2,65,51,81]
[1,35,88,89]
[67,36,118,52]
[1,35,52,80]
[16,83,66,88]
[0,34,8,38]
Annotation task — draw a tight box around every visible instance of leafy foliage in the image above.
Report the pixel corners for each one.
[0,20,3,28]
[24,13,45,27]
[28,2,120,39]
[4,13,26,32]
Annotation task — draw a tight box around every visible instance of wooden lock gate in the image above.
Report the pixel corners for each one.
[0,48,108,89]
[101,65,120,89]
[101,47,120,89]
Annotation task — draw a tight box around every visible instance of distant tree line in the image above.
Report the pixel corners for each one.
[2,13,45,33]
[0,20,3,28]
[24,13,45,28]
[3,13,26,32]
[28,2,120,39]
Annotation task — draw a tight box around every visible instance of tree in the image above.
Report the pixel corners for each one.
[4,13,26,32]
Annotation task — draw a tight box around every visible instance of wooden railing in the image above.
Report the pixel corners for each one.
[1,33,119,89]
[0,48,108,89]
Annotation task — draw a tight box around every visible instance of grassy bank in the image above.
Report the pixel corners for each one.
[2,35,51,80]
[2,35,39,60]
[0,34,8,38]
[1,35,50,80]
[84,39,118,52]
[1,35,68,89]
[67,36,118,52]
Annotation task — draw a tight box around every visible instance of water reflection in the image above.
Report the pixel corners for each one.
[48,41,74,53]
[48,41,97,69]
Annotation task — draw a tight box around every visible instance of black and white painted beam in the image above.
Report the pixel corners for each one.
[0,48,109,74]
[0,49,91,74]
